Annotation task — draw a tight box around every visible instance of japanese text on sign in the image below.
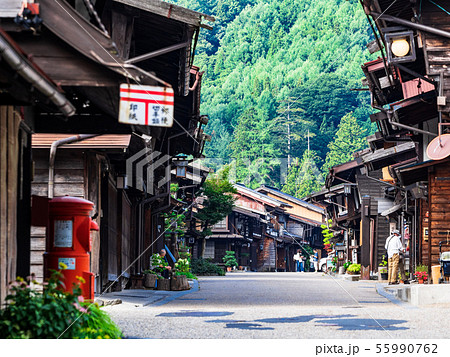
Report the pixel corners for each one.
[119,84,174,127]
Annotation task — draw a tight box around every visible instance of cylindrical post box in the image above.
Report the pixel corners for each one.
[43,196,98,301]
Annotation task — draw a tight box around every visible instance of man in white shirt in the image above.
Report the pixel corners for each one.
[385,229,403,285]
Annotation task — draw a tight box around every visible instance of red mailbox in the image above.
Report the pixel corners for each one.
[44,196,98,301]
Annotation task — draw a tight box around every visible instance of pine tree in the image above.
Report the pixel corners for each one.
[282,146,324,199]
[322,112,367,174]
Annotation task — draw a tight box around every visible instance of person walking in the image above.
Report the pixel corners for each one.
[312,249,319,272]
[300,254,306,272]
[293,250,301,272]
[385,229,403,285]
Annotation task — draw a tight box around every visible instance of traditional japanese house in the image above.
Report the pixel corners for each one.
[256,186,325,271]
[0,0,214,300]
[192,183,294,272]
[0,17,76,303]
[359,0,450,275]
[233,184,294,272]
[196,204,263,271]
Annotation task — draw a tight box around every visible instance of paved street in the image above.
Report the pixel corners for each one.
[102,272,450,339]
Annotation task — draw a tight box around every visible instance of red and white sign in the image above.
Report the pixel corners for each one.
[119,84,174,127]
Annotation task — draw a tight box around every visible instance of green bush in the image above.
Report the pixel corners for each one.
[150,253,168,274]
[343,261,352,270]
[415,264,428,273]
[222,251,238,267]
[0,270,122,339]
[347,263,361,274]
[175,258,190,273]
[174,271,198,280]
[191,258,225,276]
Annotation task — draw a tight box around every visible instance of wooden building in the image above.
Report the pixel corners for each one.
[194,183,326,272]
[1,0,214,302]
[307,136,418,275]
[256,185,325,270]
[359,0,450,275]
[30,134,138,292]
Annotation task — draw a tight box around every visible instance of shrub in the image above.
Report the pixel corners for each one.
[175,258,190,273]
[222,251,238,268]
[347,263,361,274]
[174,271,198,280]
[415,264,428,273]
[150,253,168,274]
[0,270,122,339]
[191,258,225,276]
[343,261,352,270]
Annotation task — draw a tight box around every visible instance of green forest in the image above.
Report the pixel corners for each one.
[171,0,377,197]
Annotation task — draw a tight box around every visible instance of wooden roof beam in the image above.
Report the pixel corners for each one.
[113,0,215,29]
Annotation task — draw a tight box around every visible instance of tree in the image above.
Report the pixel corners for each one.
[173,0,375,188]
[195,166,237,257]
[229,107,281,188]
[282,147,324,199]
[322,112,368,174]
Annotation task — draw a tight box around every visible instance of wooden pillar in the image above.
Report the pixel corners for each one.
[0,106,20,304]
[360,196,371,270]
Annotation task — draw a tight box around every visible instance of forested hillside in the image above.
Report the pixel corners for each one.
[171,0,376,196]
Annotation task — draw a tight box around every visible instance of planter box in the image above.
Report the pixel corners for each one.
[130,275,144,289]
[156,279,171,291]
[144,274,157,289]
[170,275,190,291]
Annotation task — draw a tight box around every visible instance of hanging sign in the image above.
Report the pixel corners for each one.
[119,84,174,127]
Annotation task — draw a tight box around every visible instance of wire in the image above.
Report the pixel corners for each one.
[428,0,450,16]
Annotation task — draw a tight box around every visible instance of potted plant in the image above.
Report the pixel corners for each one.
[143,269,158,289]
[223,251,238,272]
[156,275,171,290]
[171,258,191,291]
[346,263,361,275]
[330,256,338,274]
[414,264,428,284]
[378,255,388,280]
[151,253,171,289]
[343,261,351,273]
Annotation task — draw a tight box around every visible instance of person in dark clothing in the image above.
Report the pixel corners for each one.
[158,249,171,279]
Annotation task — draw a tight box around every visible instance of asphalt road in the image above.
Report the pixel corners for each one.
[103,272,450,339]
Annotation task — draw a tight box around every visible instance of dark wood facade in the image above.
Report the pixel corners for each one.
[1,0,214,303]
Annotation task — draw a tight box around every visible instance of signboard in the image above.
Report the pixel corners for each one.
[119,84,174,127]
[54,220,73,248]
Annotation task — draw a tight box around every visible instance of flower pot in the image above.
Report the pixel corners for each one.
[156,279,171,290]
[171,275,189,291]
[144,274,157,289]
[130,275,144,289]
[226,266,231,272]
[380,272,388,280]
[418,278,424,284]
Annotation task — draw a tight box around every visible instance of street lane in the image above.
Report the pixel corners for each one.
[103,272,450,338]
